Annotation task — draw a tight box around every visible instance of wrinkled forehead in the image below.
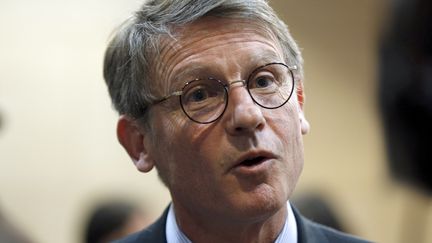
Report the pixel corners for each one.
[151,17,283,91]
[174,16,278,41]
[161,16,281,60]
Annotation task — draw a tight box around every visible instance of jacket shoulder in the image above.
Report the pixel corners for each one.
[293,206,373,243]
[302,217,373,243]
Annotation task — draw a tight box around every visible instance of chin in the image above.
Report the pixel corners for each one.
[228,183,288,220]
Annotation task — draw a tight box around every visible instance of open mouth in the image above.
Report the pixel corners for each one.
[229,151,276,175]
[239,156,267,167]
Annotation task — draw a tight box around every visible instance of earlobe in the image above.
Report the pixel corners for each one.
[299,112,310,135]
[117,115,155,172]
[296,81,310,135]
[135,152,154,172]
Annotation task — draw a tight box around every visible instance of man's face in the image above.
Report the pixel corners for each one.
[144,17,307,222]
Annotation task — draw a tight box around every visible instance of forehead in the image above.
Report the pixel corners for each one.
[154,17,283,90]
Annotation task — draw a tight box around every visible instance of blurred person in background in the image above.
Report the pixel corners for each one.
[379,0,432,242]
[291,192,347,233]
[0,108,3,133]
[0,208,32,243]
[83,200,149,243]
[0,111,32,243]
[379,0,432,196]
[103,0,371,242]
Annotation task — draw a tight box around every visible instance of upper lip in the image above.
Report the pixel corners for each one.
[230,150,277,170]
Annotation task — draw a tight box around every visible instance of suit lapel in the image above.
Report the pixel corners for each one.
[292,206,329,243]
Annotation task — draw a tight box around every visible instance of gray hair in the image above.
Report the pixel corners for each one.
[103,0,303,122]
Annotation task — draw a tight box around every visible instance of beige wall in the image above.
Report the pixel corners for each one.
[0,1,171,243]
[0,0,430,243]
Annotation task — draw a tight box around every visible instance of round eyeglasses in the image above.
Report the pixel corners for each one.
[153,62,297,124]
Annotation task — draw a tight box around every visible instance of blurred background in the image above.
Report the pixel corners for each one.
[0,0,431,242]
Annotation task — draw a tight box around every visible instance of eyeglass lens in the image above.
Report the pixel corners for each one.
[180,63,294,124]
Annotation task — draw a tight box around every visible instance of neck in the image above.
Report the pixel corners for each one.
[172,201,288,243]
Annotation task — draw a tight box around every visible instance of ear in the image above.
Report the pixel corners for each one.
[296,82,310,135]
[117,115,155,172]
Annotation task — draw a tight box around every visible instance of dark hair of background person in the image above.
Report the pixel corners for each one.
[378,0,432,195]
[83,201,147,243]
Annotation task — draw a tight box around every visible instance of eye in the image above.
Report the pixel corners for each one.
[185,87,209,103]
[254,76,273,88]
[249,72,278,90]
[183,80,222,105]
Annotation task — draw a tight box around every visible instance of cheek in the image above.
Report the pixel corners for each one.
[283,105,305,181]
[150,114,213,186]
[279,102,304,156]
[266,102,304,174]
[147,112,183,182]
[266,101,302,138]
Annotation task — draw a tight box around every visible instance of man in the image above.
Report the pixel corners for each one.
[104,0,370,242]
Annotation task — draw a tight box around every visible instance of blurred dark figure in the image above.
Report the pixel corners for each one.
[1,116,31,243]
[379,0,432,195]
[83,201,149,243]
[0,108,4,134]
[0,211,32,243]
[291,192,347,233]
[379,0,432,242]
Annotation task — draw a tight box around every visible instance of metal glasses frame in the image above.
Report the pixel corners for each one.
[152,62,297,124]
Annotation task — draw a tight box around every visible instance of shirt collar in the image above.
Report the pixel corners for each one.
[275,201,298,243]
[166,201,298,243]
[166,204,191,243]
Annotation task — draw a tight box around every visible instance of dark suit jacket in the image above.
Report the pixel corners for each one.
[114,206,372,243]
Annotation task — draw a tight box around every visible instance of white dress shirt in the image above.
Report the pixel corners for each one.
[166,202,298,243]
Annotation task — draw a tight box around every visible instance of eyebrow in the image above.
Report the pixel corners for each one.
[174,64,211,83]
[249,51,283,68]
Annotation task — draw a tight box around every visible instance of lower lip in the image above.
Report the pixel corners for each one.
[231,159,273,176]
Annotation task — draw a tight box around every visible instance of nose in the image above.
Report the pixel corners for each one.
[224,84,265,135]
